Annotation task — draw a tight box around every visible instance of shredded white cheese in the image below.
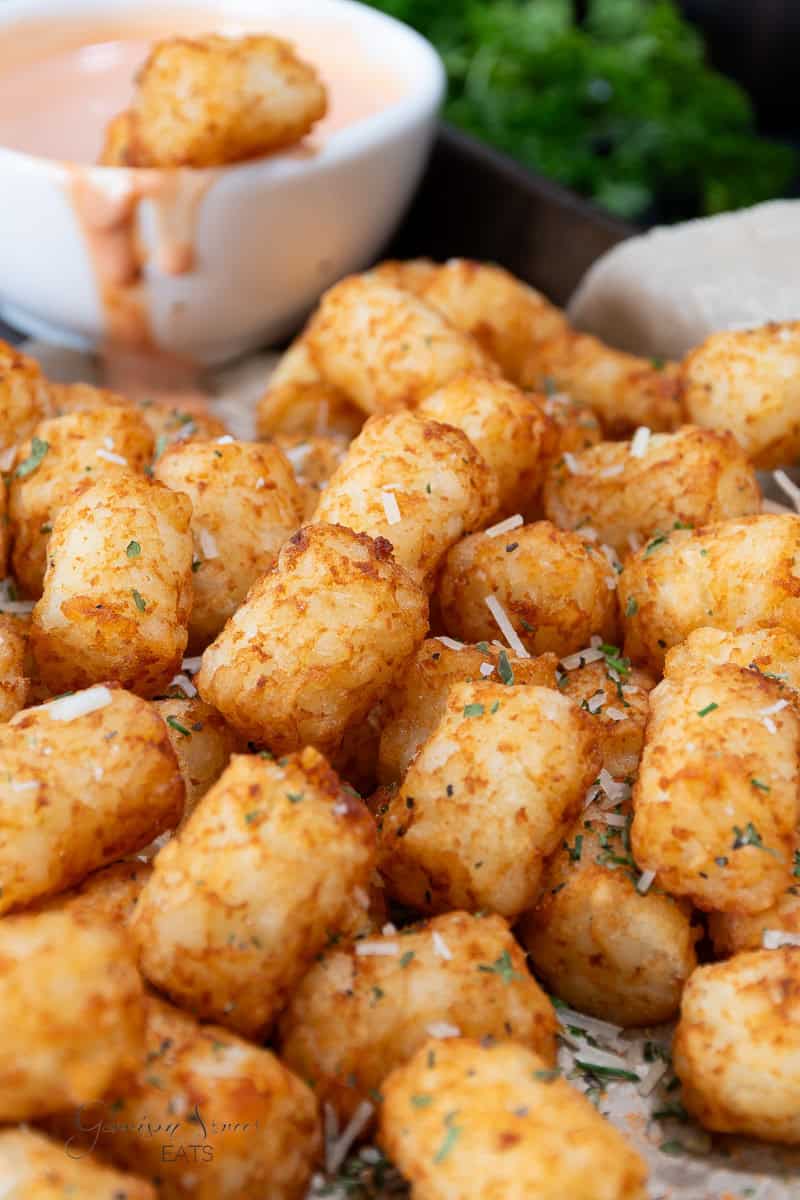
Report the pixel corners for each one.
[485,513,524,539]
[555,1007,623,1042]
[638,1059,668,1096]
[598,769,631,806]
[255,476,265,489]
[332,803,349,816]
[198,528,219,559]
[426,1022,461,1039]
[432,931,452,960]
[381,923,397,936]
[773,469,800,513]
[573,1047,634,1073]
[169,673,197,698]
[563,452,585,475]
[95,447,128,466]
[598,812,628,827]
[0,598,34,615]
[326,1101,374,1176]
[627,531,643,553]
[103,435,114,450]
[381,489,402,526]
[629,426,651,458]
[560,646,605,670]
[586,691,605,714]
[9,779,38,792]
[636,869,656,895]
[605,706,628,722]
[577,525,599,542]
[284,443,313,470]
[762,498,794,516]
[182,656,203,674]
[484,594,530,658]
[216,435,234,445]
[0,448,15,472]
[479,662,494,677]
[355,941,398,957]
[763,716,778,735]
[45,685,113,722]
[436,636,464,651]
[760,699,789,717]
[762,929,800,950]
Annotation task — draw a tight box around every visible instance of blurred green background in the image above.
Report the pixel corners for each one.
[365,0,798,223]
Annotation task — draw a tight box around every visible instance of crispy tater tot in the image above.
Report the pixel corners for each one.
[0,339,49,454]
[543,426,761,558]
[31,474,193,697]
[314,411,498,589]
[279,911,558,1123]
[0,685,184,914]
[256,334,364,441]
[197,524,428,757]
[377,637,558,785]
[154,695,240,813]
[377,682,601,919]
[306,277,497,416]
[98,108,136,165]
[519,801,698,1026]
[417,372,551,516]
[618,514,800,671]
[131,750,376,1037]
[523,390,604,520]
[681,322,800,468]
[0,612,28,721]
[531,332,681,436]
[632,664,800,914]
[10,406,154,597]
[0,909,143,1120]
[51,993,321,1200]
[48,381,133,414]
[39,859,153,928]
[437,520,618,658]
[379,1038,649,1200]
[0,1128,156,1200]
[664,625,800,700]
[274,432,350,518]
[708,887,800,957]
[126,33,327,168]
[673,949,800,1144]
[144,397,228,455]
[555,657,655,778]
[155,438,303,648]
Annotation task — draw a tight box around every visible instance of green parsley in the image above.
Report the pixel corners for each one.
[244,810,262,825]
[644,533,668,556]
[490,700,500,714]
[566,833,583,862]
[15,437,49,478]
[433,1115,461,1164]
[411,1093,433,1108]
[625,596,638,617]
[732,823,775,854]
[478,949,523,984]
[286,791,304,804]
[370,986,385,1006]
[532,1068,560,1083]
[660,1140,685,1156]
[166,715,190,737]
[697,702,718,717]
[400,950,415,968]
[750,778,771,792]
[576,1061,640,1082]
[131,589,147,612]
[463,703,484,718]
[599,643,630,678]
[126,540,141,558]
[497,649,514,685]
[191,557,203,573]
[794,850,800,879]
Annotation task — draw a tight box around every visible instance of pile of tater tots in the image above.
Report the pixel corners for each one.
[0,258,799,1199]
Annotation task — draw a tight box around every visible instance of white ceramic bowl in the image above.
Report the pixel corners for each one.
[0,0,444,364]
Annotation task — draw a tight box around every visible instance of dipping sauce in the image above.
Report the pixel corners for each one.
[0,21,408,163]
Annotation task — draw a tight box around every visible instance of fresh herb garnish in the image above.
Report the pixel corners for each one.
[166,715,190,737]
[15,437,49,478]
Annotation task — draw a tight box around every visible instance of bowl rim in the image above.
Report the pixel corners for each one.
[0,0,446,180]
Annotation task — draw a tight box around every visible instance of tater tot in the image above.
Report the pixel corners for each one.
[48,381,133,415]
[377,637,558,785]
[632,664,800,914]
[555,657,655,778]
[377,682,601,918]
[664,625,800,699]
[370,257,438,295]
[131,749,376,1036]
[417,372,551,516]
[98,107,136,165]
[0,1128,155,1200]
[144,397,228,454]
[31,474,193,697]
[306,277,497,415]
[531,332,681,436]
[708,886,800,957]
[51,993,321,1200]
[681,322,800,468]
[10,406,154,597]
[154,438,303,648]
[437,520,618,658]
[40,859,153,927]
[673,949,800,1143]
[518,801,698,1025]
[0,685,184,913]
[0,612,28,721]
[379,1038,648,1200]
[154,695,240,813]
[279,911,557,1123]
[542,425,761,558]
[313,411,498,588]
[275,432,350,518]
[0,909,143,1120]
[255,334,364,441]
[197,524,428,756]
[0,339,49,453]
[401,258,567,386]
[127,34,327,167]
[619,514,800,671]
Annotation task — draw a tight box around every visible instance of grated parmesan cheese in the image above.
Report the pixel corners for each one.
[484,595,530,658]
[485,513,524,539]
[432,931,452,960]
[760,699,789,717]
[436,636,465,651]
[636,869,656,895]
[45,685,113,722]
[216,435,234,445]
[169,673,197,698]
[426,1021,461,1039]
[563,452,584,475]
[182,656,203,673]
[762,929,800,950]
[355,941,398,957]
[773,469,800,513]
[381,489,402,526]
[606,707,628,722]
[9,779,38,792]
[629,426,651,458]
[599,463,625,479]
[479,662,494,677]
[198,528,219,559]
[638,1059,668,1096]
[96,447,128,466]
[326,1100,374,1176]
[560,646,605,670]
